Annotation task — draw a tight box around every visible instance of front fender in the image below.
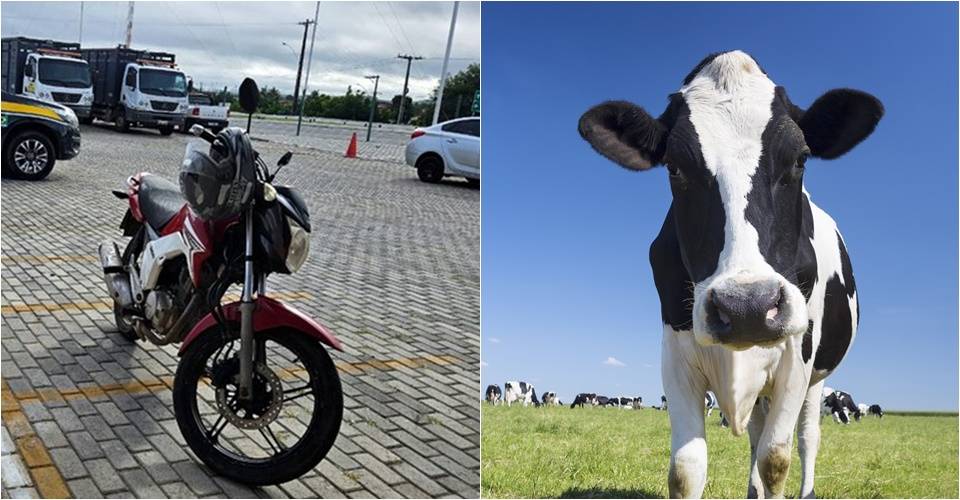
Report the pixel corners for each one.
[178,296,343,355]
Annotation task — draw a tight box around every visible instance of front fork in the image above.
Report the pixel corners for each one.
[238,205,257,401]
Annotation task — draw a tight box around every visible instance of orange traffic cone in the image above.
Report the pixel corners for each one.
[345,132,358,158]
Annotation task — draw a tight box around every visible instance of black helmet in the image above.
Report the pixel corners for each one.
[179,127,258,220]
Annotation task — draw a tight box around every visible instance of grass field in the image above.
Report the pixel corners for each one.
[481,405,958,498]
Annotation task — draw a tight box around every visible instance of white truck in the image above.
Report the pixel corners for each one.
[81,46,189,135]
[1,37,95,123]
[184,92,229,133]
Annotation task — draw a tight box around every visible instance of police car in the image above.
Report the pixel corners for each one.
[1,91,81,180]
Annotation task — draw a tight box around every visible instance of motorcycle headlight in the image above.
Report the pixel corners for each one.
[56,107,79,128]
[285,217,310,273]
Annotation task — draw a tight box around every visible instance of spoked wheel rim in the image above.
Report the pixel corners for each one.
[13,139,49,175]
[191,333,326,463]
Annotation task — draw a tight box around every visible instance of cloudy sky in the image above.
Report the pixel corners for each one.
[1,1,479,100]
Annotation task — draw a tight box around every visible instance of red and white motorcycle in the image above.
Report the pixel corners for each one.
[98,79,342,485]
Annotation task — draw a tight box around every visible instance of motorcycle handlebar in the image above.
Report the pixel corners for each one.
[189,124,218,144]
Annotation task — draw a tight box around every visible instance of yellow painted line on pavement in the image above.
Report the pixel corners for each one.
[0,291,314,315]
[1,380,72,499]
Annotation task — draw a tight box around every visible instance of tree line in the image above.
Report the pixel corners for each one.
[201,63,479,126]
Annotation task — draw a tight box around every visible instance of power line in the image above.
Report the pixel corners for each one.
[213,2,239,57]
[386,2,418,56]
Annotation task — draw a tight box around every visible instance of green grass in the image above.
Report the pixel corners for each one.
[481,406,958,498]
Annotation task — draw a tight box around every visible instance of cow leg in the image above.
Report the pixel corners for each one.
[662,333,708,499]
[747,398,768,499]
[756,341,807,498]
[798,380,824,499]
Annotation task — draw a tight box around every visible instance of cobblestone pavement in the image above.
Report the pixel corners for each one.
[1,124,479,498]
[247,118,412,163]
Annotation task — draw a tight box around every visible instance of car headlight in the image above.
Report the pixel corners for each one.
[285,217,310,273]
[37,90,52,100]
[139,99,150,109]
[178,102,188,112]
[56,107,79,128]
[81,94,93,104]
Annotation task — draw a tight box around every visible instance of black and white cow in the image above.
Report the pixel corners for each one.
[579,50,882,498]
[596,395,612,407]
[504,381,539,407]
[542,391,560,406]
[705,391,718,417]
[570,393,598,408]
[868,404,884,418]
[660,395,668,412]
[822,388,861,424]
[485,384,502,405]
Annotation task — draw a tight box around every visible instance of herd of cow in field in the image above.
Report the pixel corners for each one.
[484,381,884,425]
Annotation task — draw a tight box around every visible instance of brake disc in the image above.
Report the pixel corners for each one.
[212,360,284,430]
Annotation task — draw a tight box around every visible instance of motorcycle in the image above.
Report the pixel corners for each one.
[97,79,343,485]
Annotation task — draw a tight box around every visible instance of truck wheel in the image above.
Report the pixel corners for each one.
[115,114,130,133]
[159,126,174,136]
[5,131,56,181]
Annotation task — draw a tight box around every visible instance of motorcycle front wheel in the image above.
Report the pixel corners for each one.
[173,328,343,485]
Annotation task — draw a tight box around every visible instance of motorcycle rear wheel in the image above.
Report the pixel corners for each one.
[173,328,343,485]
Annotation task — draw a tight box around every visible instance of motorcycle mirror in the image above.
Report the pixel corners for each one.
[239,78,260,114]
[278,151,293,167]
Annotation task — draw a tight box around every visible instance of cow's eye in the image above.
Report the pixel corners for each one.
[797,152,809,169]
[667,164,682,178]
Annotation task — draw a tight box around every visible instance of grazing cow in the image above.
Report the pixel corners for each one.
[485,384,502,405]
[578,50,882,498]
[570,393,598,408]
[596,395,612,407]
[857,403,868,418]
[542,391,560,406]
[660,396,668,412]
[868,404,884,418]
[503,381,539,407]
[705,391,718,417]
[632,397,644,409]
[823,390,860,424]
[619,397,640,409]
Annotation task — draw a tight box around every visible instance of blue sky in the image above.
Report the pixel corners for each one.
[481,2,958,411]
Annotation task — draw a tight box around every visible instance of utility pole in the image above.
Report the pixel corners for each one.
[296,1,319,136]
[432,1,459,125]
[123,1,134,48]
[79,2,84,44]
[291,19,313,116]
[365,75,379,142]
[396,54,422,124]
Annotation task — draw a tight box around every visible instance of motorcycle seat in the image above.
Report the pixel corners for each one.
[138,175,185,230]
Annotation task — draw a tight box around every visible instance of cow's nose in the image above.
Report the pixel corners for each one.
[706,279,785,343]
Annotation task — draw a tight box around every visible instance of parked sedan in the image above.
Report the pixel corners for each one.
[405,117,479,186]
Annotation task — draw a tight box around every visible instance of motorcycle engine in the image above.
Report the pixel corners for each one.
[143,288,180,333]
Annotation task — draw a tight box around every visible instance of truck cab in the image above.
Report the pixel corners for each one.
[2,38,94,122]
[118,61,189,134]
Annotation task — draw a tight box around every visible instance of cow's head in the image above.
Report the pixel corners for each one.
[579,51,883,349]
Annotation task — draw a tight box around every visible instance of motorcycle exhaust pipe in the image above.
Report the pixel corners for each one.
[98,241,134,310]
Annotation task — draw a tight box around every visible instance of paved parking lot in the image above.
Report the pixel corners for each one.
[0,124,480,498]
[247,117,413,163]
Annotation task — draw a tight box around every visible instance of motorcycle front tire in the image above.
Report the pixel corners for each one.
[172,328,343,485]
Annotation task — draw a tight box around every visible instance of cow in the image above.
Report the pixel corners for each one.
[542,391,560,406]
[705,391,718,417]
[868,404,884,418]
[618,397,639,409]
[857,403,869,419]
[632,397,644,409]
[570,393,598,408]
[660,396,668,412]
[578,50,882,498]
[823,390,860,424]
[485,384,502,405]
[503,381,539,407]
[596,395,612,407]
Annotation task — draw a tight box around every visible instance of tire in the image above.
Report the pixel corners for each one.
[416,155,444,183]
[159,126,174,136]
[114,302,139,341]
[79,116,93,125]
[466,178,480,188]
[173,328,343,486]
[115,113,130,133]
[4,131,56,181]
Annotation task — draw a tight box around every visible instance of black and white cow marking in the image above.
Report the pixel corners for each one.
[579,50,882,498]
[570,393,598,408]
[485,384,502,405]
[822,388,861,424]
[868,404,884,418]
[705,391,718,417]
[504,381,539,407]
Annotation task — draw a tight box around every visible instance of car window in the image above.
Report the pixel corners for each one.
[125,68,137,87]
[189,95,213,105]
[441,119,479,137]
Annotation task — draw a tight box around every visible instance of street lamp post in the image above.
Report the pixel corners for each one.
[365,75,380,142]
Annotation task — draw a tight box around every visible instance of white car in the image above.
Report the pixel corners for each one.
[405,117,480,186]
[184,93,229,133]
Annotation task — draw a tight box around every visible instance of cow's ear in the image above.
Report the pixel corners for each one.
[578,100,668,170]
[798,89,884,160]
